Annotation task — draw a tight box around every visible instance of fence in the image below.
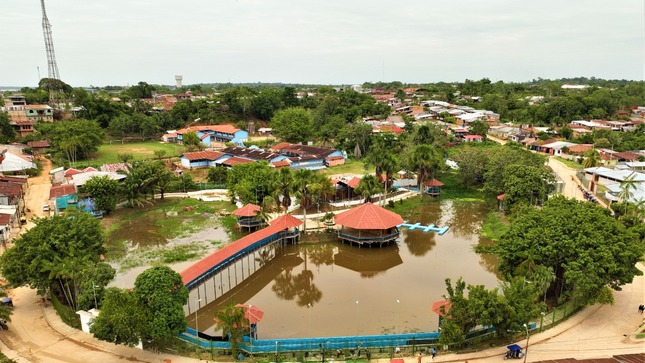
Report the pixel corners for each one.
[179,299,582,358]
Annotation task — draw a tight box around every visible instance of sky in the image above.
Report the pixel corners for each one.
[1,0,644,87]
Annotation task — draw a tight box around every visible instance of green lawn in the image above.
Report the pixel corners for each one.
[322,159,374,176]
[79,142,184,167]
[554,157,582,170]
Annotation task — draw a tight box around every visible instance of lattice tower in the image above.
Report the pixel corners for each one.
[41,0,60,80]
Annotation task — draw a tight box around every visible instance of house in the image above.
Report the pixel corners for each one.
[271,143,346,170]
[70,171,127,187]
[26,140,50,155]
[7,105,54,137]
[463,135,483,143]
[0,149,36,174]
[584,167,645,203]
[180,151,225,169]
[0,183,24,209]
[539,141,577,156]
[49,184,78,213]
[174,124,248,147]
[161,132,178,143]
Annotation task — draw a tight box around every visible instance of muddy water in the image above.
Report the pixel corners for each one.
[192,199,499,339]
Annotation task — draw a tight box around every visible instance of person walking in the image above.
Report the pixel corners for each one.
[418,352,422,363]
[638,304,644,314]
[431,347,437,360]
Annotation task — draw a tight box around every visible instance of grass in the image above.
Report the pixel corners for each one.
[554,157,582,170]
[79,141,184,167]
[117,241,222,272]
[438,171,486,201]
[480,211,510,241]
[51,293,81,329]
[104,198,236,260]
[446,141,502,158]
[0,352,16,363]
[321,159,374,176]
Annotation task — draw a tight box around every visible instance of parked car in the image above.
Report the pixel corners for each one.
[43,205,50,212]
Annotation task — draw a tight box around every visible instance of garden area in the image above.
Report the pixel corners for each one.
[71,141,184,168]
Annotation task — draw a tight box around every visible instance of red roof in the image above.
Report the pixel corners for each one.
[0,176,27,184]
[431,299,451,316]
[181,221,296,285]
[176,124,240,135]
[27,140,50,148]
[182,151,224,161]
[222,156,254,166]
[334,202,404,230]
[232,203,261,217]
[424,179,444,187]
[0,183,22,196]
[346,177,361,189]
[64,168,82,177]
[464,134,483,139]
[269,214,303,229]
[271,160,291,168]
[0,214,11,226]
[49,184,77,199]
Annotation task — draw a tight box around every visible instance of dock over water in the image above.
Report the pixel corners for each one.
[397,221,450,235]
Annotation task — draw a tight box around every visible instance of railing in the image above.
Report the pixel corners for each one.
[337,231,400,244]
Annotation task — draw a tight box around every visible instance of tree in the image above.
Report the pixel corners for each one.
[468,121,489,140]
[134,266,189,348]
[207,167,228,185]
[83,175,121,214]
[227,161,277,205]
[482,145,545,196]
[0,208,106,308]
[495,196,644,305]
[292,169,316,232]
[618,173,638,206]
[36,119,105,163]
[501,165,555,211]
[355,174,382,203]
[213,302,248,357]
[0,112,16,144]
[153,150,166,160]
[273,167,293,211]
[409,145,442,190]
[182,131,205,151]
[128,81,155,99]
[453,146,488,188]
[90,288,150,347]
[582,149,600,168]
[270,107,314,143]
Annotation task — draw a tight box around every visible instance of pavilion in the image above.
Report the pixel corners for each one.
[424,179,444,196]
[233,203,263,230]
[334,202,404,247]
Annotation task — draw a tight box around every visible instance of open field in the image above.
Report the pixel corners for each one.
[85,141,184,166]
[322,159,374,176]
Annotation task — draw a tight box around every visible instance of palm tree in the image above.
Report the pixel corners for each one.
[618,173,638,215]
[274,167,293,212]
[213,302,248,357]
[410,145,442,191]
[355,174,382,203]
[308,173,334,214]
[292,169,315,232]
[582,149,600,168]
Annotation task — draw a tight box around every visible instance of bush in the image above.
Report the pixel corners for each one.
[50,293,81,329]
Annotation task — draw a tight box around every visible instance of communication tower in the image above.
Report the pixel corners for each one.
[41,0,60,80]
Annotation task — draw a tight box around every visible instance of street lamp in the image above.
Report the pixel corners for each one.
[522,323,530,363]
[195,297,201,337]
[396,299,400,335]
[91,281,98,309]
[355,300,359,343]
[308,303,312,351]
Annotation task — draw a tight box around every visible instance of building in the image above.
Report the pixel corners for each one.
[583,167,645,203]
[173,125,248,147]
[334,202,404,247]
[7,105,54,138]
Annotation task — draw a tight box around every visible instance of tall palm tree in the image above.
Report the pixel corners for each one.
[274,167,294,212]
[292,169,315,232]
[618,173,638,214]
[582,149,600,168]
[213,302,248,357]
[410,145,442,191]
[355,174,382,203]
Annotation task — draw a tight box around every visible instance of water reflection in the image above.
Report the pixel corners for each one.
[196,200,499,339]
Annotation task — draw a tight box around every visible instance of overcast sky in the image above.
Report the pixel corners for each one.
[1,0,644,87]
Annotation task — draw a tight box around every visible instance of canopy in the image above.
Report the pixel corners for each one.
[424,179,444,187]
[233,204,261,217]
[269,214,303,229]
[334,202,404,230]
[431,299,451,316]
[507,344,523,351]
[235,304,264,324]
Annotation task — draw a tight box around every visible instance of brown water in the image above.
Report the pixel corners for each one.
[191,199,500,339]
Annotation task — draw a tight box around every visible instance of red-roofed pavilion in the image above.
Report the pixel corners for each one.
[233,203,263,230]
[424,179,444,196]
[334,202,404,247]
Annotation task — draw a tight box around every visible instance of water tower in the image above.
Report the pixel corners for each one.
[175,75,183,88]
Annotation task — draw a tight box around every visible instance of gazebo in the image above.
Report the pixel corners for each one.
[334,202,404,247]
[269,214,303,244]
[232,203,263,230]
[424,179,444,196]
